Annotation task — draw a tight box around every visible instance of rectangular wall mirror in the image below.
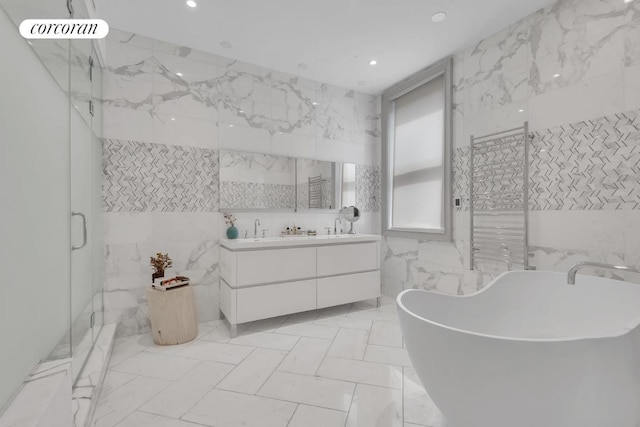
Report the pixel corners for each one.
[219,150,355,212]
[296,158,337,210]
[341,163,356,208]
[219,151,296,210]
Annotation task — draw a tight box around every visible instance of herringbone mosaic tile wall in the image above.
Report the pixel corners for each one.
[356,165,381,213]
[530,109,640,210]
[103,139,219,212]
[453,109,640,211]
[221,182,296,209]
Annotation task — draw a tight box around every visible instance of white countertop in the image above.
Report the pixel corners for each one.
[220,233,381,250]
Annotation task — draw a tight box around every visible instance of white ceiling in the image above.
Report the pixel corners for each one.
[96,0,554,94]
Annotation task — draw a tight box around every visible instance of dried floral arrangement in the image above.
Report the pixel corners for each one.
[223,213,237,226]
[150,252,173,274]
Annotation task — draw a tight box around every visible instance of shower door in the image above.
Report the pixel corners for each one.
[69,23,104,381]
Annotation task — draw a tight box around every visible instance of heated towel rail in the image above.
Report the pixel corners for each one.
[470,123,530,270]
[308,175,325,209]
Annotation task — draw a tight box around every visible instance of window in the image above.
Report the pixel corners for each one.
[382,58,452,240]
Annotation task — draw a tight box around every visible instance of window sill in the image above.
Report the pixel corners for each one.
[384,227,452,242]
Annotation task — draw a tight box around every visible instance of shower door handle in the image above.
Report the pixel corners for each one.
[71,212,87,250]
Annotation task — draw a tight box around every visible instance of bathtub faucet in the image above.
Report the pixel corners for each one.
[567,261,640,285]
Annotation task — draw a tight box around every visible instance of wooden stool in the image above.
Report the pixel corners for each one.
[146,285,198,345]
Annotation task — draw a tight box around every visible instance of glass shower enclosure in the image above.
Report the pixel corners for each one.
[0,0,104,411]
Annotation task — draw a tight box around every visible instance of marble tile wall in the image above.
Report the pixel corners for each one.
[382,0,640,297]
[102,29,381,336]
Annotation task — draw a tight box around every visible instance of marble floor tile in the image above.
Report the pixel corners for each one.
[144,324,220,355]
[315,304,352,318]
[216,348,287,394]
[346,384,403,427]
[275,323,339,339]
[284,310,320,325]
[368,320,403,348]
[199,319,224,330]
[200,324,233,342]
[258,371,355,411]
[92,376,170,427]
[317,357,403,389]
[227,331,300,351]
[403,367,445,427]
[108,334,155,367]
[348,308,399,322]
[277,337,332,375]
[182,388,297,427]
[176,340,254,364]
[326,328,369,360]
[242,315,289,333]
[110,351,201,381]
[99,371,136,398]
[93,299,417,427]
[314,316,373,330]
[288,404,347,427]
[364,345,413,367]
[115,411,204,427]
[139,360,234,418]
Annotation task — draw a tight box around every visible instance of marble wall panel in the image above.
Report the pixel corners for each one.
[382,0,640,298]
[102,29,381,336]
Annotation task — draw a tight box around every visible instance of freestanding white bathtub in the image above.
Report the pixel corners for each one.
[397,270,640,427]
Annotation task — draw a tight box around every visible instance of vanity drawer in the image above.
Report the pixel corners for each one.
[317,242,378,276]
[317,271,380,308]
[236,247,316,286]
[236,279,317,323]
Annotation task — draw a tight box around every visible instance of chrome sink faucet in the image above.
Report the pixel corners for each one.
[567,261,640,285]
[334,217,342,235]
[254,219,260,238]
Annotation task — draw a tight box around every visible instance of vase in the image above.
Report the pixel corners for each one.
[226,225,239,239]
[152,271,164,283]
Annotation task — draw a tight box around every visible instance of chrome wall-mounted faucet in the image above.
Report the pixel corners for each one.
[334,217,342,235]
[567,261,640,285]
[254,219,260,238]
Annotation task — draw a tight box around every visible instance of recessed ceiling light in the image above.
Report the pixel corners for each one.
[229,124,234,127]
[186,0,197,7]
[553,73,561,78]
[170,117,176,121]
[358,81,367,86]
[312,102,318,106]
[369,59,377,66]
[432,12,447,23]
[625,0,633,3]
[297,63,308,70]
[176,72,183,77]
[239,110,244,113]
[518,109,524,113]
[220,41,232,49]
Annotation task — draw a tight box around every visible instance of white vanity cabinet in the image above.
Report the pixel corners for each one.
[219,235,381,336]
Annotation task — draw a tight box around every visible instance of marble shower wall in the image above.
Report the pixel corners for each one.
[102,29,381,336]
[382,0,640,297]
